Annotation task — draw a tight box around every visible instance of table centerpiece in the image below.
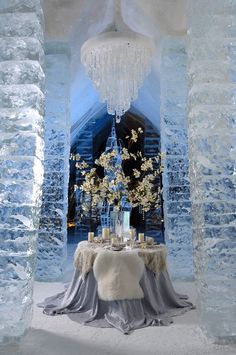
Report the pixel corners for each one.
[72,127,163,241]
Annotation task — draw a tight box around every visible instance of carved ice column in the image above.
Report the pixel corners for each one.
[0,0,44,343]
[75,120,94,234]
[144,121,163,242]
[36,42,70,281]
[160,37,193,279]
[187,0,236,342]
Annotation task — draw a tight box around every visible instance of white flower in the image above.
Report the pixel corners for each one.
[130,129,138,142]
[141,158,153,171]
[121,147,130,160]
[76,161,88,169]
[74,131,163,214]
[130,153,137,160]
[133,169,141,178]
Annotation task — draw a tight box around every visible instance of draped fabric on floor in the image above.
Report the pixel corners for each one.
[38,267,194,334]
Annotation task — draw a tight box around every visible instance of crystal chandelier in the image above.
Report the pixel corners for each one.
[81,0,154,123]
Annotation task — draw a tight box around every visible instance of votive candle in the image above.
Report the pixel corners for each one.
[129,228,136,239]
[138,233,145,243]
[102,227,110,240]
[111,237,117,246]
[88,232,94,242]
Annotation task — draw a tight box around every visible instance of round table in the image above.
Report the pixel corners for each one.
[73,240,167,279]
[39,241,194,334]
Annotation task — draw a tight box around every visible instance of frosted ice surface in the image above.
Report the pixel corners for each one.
[0,0,44,344]
[0,61,44,85]
[36,42,70,281]
[0,85,44,111]
[0,38,43,62]
[0,108,44,135]
[0,13,42,41]
[188,0,236,341]
[160,37,193,280]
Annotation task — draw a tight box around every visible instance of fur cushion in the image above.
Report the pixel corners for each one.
[93,250,145,301]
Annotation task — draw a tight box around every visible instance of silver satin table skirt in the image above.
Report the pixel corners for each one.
[38,267,195,334]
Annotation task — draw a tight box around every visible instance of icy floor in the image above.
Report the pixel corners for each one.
[1,243,235,355]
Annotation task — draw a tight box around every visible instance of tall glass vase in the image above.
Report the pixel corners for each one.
[110,210,124,242]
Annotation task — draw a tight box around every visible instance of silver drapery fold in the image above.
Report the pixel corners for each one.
[38,267,194,334]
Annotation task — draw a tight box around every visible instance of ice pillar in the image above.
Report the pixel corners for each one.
[187,0,236,342]
[160,37,193,279]
[75,120,94,234]
[36,42,70,281]
[0,0,44,343]
[144,122,163,242]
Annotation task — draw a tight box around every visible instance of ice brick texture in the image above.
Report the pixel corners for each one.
[144,122,164,243]
[0,0,44,344]
[75,119,94,234]
[187,0,236,342]
[36,42,70,281]
[160,37,193,280]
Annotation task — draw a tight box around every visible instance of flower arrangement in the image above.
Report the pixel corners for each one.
[71,128,163,218]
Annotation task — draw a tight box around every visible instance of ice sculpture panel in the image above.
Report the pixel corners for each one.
[0,38,44,62]
[0,0,44,344]
[187,0,236,342]
[36,42,70,281]
[75,120,94,233]
[160,37,193,279]
[0,13,43,41]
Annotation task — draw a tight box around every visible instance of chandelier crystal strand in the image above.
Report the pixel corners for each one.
[81,4,154,122]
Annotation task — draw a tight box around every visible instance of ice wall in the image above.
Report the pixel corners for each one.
[0,0,44,343]
[75,120,94,234]
[144,121,163,243]
[187,0,236,342]
[160,37,193,279]
[36,42,70,281]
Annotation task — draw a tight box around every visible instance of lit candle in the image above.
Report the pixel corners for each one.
[102,227,110,240]
[111,237,117,246]
[88,232,94,242]
[129,228,136,239]
[138,233,145,243]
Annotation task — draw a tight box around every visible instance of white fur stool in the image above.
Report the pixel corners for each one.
[93,250,145,301]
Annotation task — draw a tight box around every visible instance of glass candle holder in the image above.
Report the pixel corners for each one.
[102,227,110,240]
[138,233,145,243]
[129,228,136,248]
[111,237,118,247]
[88,232,94,242]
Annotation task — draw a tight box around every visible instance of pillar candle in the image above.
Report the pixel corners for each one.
[111,237,118,246]
[102,227,110,240]
[138,233,145,243]
[88,232,94,242]
[129,228,136,239]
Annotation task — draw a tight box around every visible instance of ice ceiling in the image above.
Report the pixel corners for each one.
[43,0,187,134]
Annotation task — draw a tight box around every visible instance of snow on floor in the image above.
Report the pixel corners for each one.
[1,243,235,355]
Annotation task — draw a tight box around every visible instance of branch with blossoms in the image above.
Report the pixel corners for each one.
[71,128,164,219]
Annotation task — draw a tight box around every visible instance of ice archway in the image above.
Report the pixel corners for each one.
[37,0,192,282]
[0,0,235,345]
